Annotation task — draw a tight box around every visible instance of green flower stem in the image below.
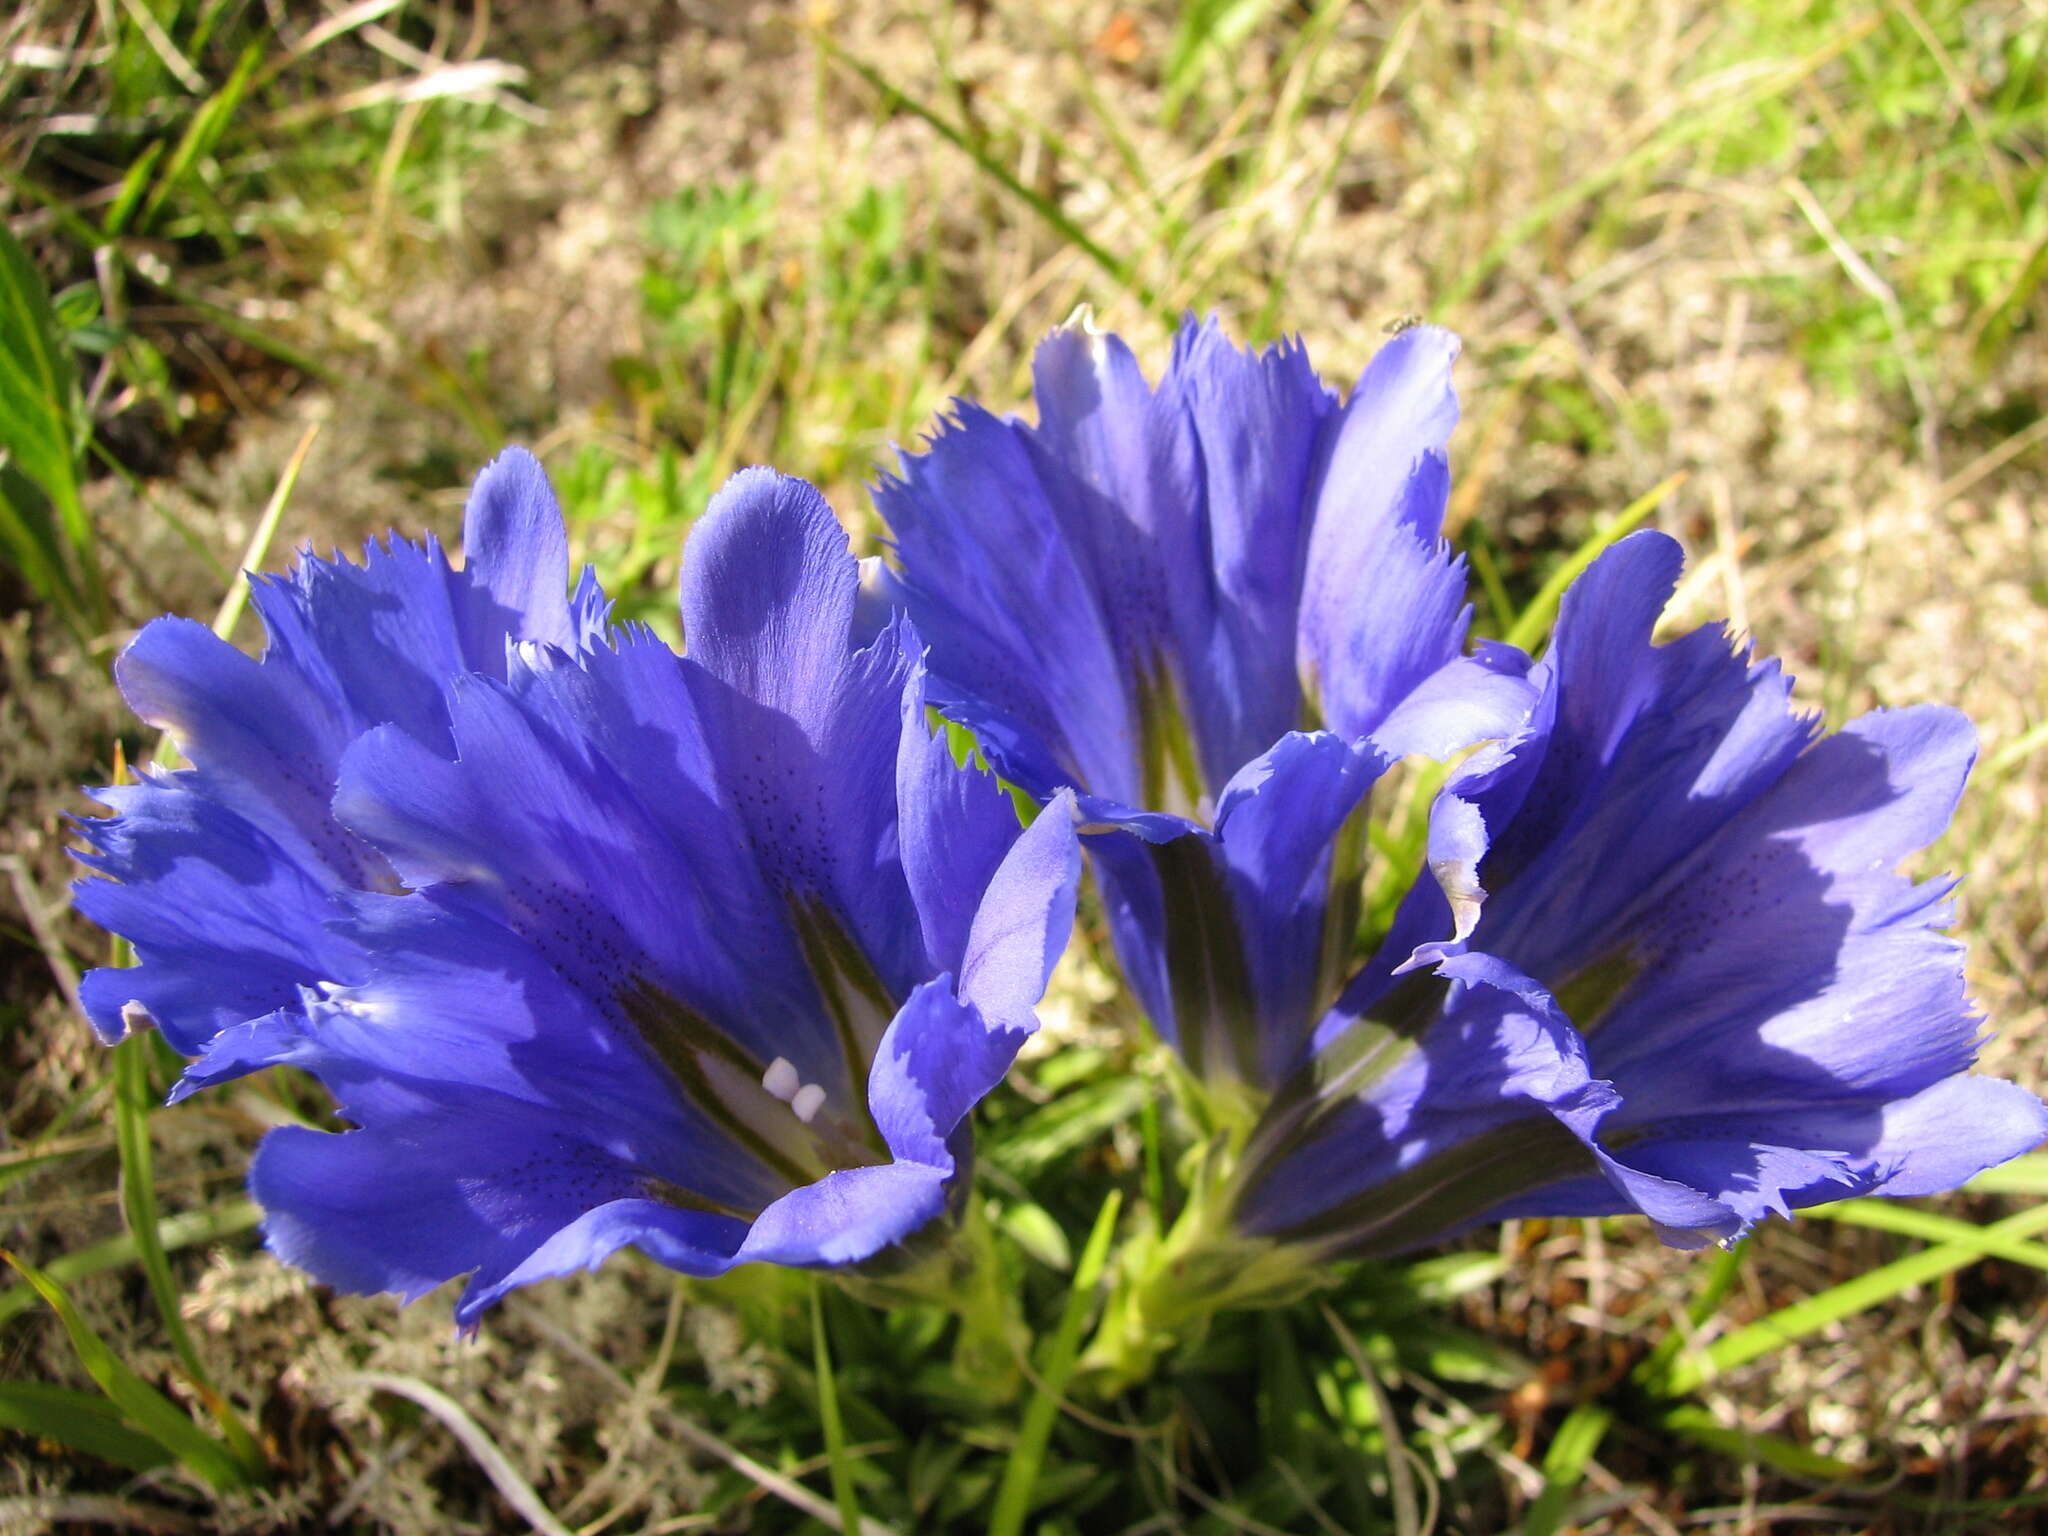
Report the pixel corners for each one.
[1075,1144,1325,1395]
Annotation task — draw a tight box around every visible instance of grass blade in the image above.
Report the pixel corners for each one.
[1963,1153,2048,1197]
[329,1373,572,1536]
[1806,1198,2048,1271]
[1323,1304,1423,1536]
[0,223,102,633]
[1437,16,1881,311]
[138,41,265,235]
[1658,1402,1863,1483]
[209,422,319,643]
[142,269,335,383]
[1659,1201,2048,1396]
[517,1297,895,1534]
[0,1382,175,1475]
[811,1279,865,1536]
[111,1038,265,1474]
[1521,1401,1611,1536]
[1162,0,1287,124]
[1633,1238,1746,1394]
[0,1199,263,1330]
[102,140,166,240]
[1503,471,1689,653]
[989,1189,1122,1536]
[814,37,1156,317]
[0,1250,247,1492]
[1984,722,2048,779]
[0,1135,108,1197]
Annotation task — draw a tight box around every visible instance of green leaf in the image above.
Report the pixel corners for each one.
[0,461,76,619]
[102,141,166,239]
[992,1076,1152,1175]
[1256,1313,1315,1468]
[0,226,82,498]
[1000,1201,1074,1273]
[1387,1319,1532,1388]
[0,1381,174,1474]
[1398,1251,1509,1304]
[989,1189,1122,1536]
[0,1250,247,1492]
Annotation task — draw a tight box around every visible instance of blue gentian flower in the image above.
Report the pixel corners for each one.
[77,464,1080,1322]
[74,448,608,1056]
[1233,532,2048,1256]
[873,316,1530,1089]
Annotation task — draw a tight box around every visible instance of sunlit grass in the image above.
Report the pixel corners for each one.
[3,0,2044,1531]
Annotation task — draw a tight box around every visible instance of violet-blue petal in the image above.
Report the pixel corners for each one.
[876,316,1520,1096]
[251,1098,748,1325]
[114,619,348,860]
[680,469,929,1000]
[866,981,1015,1170]
[1082,830,1177,1046]
[868,805,1079,1168]
[895,690,1021,978]
[1240,951,1618,1243]
[177,459,1082,1322]
[875,399,1138,805]
[880,318,1482,813]
[1145,321,1336,782]
[1371,644,1536,764]
[332,645,844,1100]
[168,1006,314,1102]
[734,1163,954,1269]
[73,450,595,1054]
[1298,326,1472,745]
[458,446,576,652]
[1441,535,1815,983]
[1210,732,1386,1081]
[1862,1076,2048,1197]
[957,789,1082,1033]
[70,781,368,1052]
[1023,324,1190,717]
[471,1199,749,1317]
[1250,531,2045,1256]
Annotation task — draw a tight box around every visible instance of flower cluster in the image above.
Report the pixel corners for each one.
[76,318,2044,1350]
[79,454,1079,1325]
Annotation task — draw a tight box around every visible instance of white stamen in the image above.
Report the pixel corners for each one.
[762,1056,801,1102]
[790,1083,826,1124]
